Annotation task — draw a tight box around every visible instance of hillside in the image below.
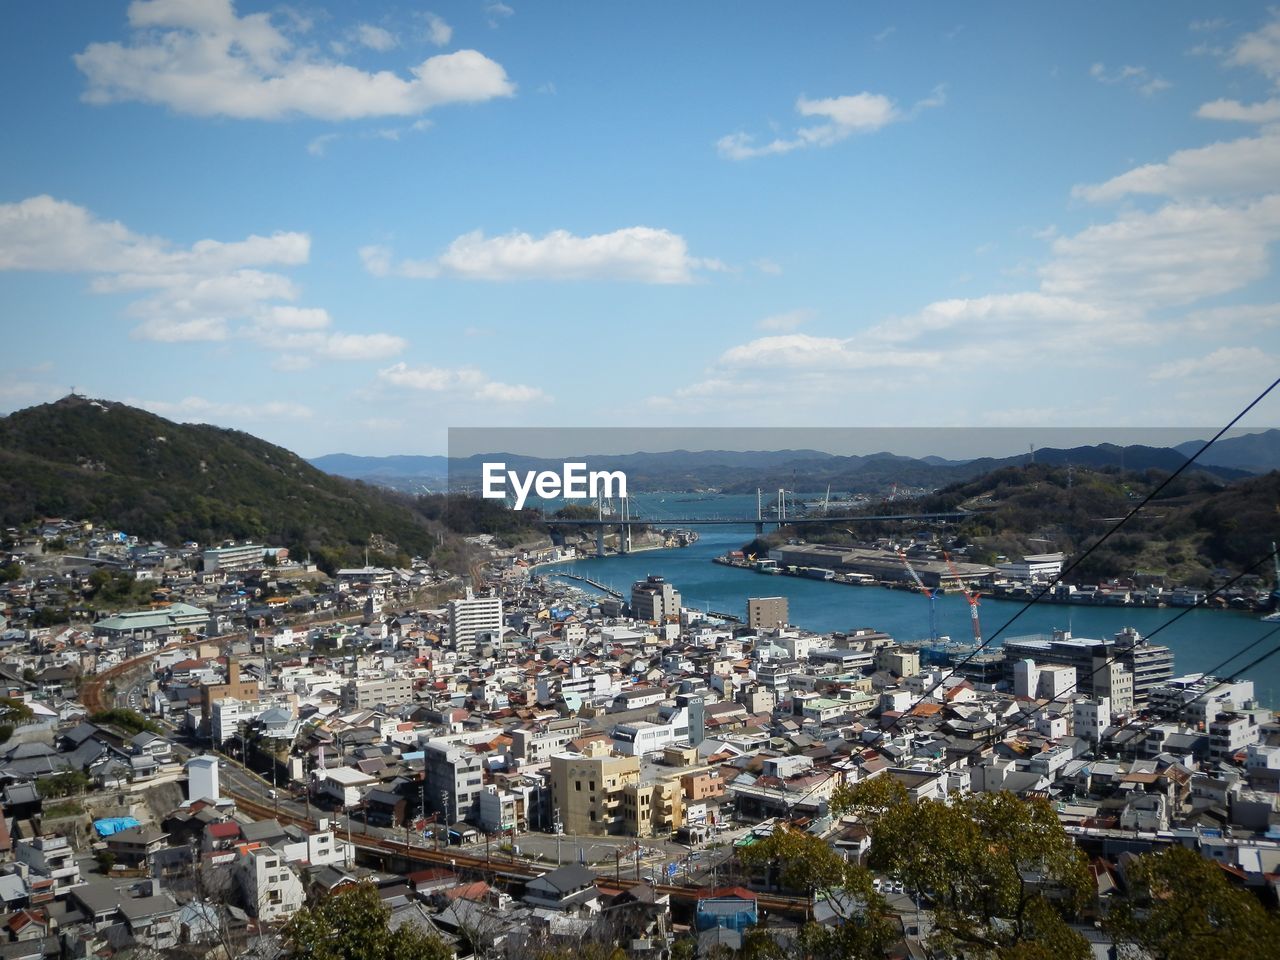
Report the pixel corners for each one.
[795,462,1279,586]
[0,397,543,572]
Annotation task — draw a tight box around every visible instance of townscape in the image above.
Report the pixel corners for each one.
[0,516,1276,958]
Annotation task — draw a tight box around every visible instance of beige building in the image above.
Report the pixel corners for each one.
[549,740,640,836]
[746,596,789,630]
[622,780,685,838]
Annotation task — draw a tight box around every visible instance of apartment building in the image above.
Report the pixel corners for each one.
[448,589,504,652]
[549,740,641,836]
[15,835,81,899]
[631,576,681,622]
[746,596,788,630]
[425,739,485,824]
[510,718,583,763]
[340,675,415,711]
[623,779,685,838]
[235,846,306,922]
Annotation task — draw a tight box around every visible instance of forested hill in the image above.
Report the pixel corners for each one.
[812,462,1280,585]
[0,396,542,571]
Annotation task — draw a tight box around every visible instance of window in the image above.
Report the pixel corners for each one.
[576,780,581,792]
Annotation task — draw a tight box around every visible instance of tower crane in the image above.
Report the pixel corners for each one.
[942,550,982,644]
[896,548,940,643]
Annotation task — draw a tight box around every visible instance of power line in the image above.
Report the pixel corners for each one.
[881,375,1280,737]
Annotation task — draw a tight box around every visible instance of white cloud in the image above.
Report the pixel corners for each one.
[485,2,514,28]
[1227,12,1280,80]
[130,395,314,421]
[873,26,896,43]
[1042,196,1280,307]
[0,194,404,362]
[1194,14,1280,123]
[1073,133,1280,201]
[378,362,546,402]
[756,309,811,331]
[720,334,941,371]
[355,24,397,51]
[75,0,514,121]
[1089,62,1171,96]
[1149,346,1277,380]
[307,133,340,156]
[718,86,943,160]
[129,317,230,342]
[364,227,718,283]
[1197,97,1280,123]
[421,12,452,47]
[259,305,331,330]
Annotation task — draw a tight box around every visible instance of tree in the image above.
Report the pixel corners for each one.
[1108,844,1280,960]
[737,824,898,960]
[284,881,452,960]
[837,781,1092,959]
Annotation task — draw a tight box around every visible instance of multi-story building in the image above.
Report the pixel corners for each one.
[425,739,485,824]
[201,542,265,573]
[15,835,81,899]
[1002,628,1171,706]
[623,779,685,838]
[612,707,690,757]
[235,846,306,922]
[549,740,641,836]
[1209,712,1262,762]
[746,596,789,630]
[210,694,297,745]
[200,659,261,722]
[631,576,680,623]
[1072,697,1112,742]
[340,675,415,711]
[510,718,583,763]
[448,589,504,652]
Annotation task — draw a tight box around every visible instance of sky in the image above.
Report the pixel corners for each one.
[1,1,1279,457]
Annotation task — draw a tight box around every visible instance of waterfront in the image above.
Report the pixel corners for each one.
[546,519,1280,709]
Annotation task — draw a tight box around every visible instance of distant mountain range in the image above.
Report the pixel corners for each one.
[309,431,1277,495]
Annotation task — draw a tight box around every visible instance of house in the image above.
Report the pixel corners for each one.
[695,887,758,932]
[105,825,168,867]
[118,893,179,952]
[522,864,600,915]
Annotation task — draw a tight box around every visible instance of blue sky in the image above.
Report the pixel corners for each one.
[1,1,1278,456]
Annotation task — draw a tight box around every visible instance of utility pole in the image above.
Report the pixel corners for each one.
[554,807,563,865]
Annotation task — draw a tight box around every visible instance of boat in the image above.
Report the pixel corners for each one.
[1262,611,1280,623]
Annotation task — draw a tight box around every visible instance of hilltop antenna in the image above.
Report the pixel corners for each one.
[1028,443,1035,465]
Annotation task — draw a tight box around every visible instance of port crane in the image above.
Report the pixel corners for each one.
[942,550,982,644]
[896,548,940,642]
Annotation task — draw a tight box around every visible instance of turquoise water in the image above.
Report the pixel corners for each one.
[544,494,1280,708]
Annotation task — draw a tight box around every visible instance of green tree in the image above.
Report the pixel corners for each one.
[1108,844,1280,960]
[284,881,452,960]
[737,824,898,960]
[36,770,91,799]
[89,708,162,735]
[837,781,1092,959]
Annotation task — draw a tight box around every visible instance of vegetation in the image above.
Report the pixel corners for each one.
[838,778,1092,959]
[283,881,452,960]
[737,823,898,959]
[0,397,555,575]
[89,708,163,735]
[1107,845,1280,960]
[793,462,1279,584]
[36,770,91,798]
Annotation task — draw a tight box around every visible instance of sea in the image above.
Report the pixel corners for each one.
[538,492,1280,709]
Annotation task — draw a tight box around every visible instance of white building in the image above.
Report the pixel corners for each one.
[1073,697,1111,743]
[995,552,1064,583]
[448,589,504,652]
[202,542,266,573]
[236,847,306,922]
[278,821,352,868]
[16,835,81,898]
[318,766,376,808]
[186,755,220,802]
[611,707,690,756]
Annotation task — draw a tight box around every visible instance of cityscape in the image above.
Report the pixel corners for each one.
[3,3,1280,960]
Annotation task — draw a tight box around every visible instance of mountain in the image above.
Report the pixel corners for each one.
[0,396,453,570]
[1175,429,1280,474]
[309,439,1251,497]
